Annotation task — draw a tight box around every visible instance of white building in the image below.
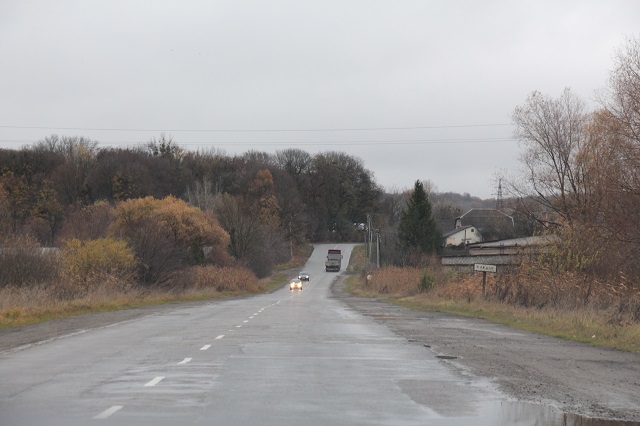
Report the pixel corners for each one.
[442,225,482,246]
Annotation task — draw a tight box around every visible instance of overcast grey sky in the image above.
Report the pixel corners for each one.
[1,1,639,198]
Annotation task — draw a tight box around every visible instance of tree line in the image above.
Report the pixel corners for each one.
[0,137,384,279]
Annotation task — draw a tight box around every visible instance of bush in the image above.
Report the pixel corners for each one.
[419,272,435,292]
[0,235,60,288]
[110,196,232,284]
[57,201,113,242]
[62,238,136,283]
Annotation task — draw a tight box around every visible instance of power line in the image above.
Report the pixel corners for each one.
[0,123,512,133]
[0,137,515,147]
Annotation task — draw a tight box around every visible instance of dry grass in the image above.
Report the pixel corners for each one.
[181,265,263,293]
[398,294,640,353]
[360,262,447,297]
[363,266,425,296]
[348,260,640,353]
[0,265,266,328]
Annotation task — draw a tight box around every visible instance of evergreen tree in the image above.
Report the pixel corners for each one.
[397,180,440,256]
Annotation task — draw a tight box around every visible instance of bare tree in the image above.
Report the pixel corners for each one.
[512,88,590,226]
[32,135,99,204]
[511,37,640,279]
[275,148,312,175]
[186,177,220,212]
[143,133,184,160]
[601,36,640,144]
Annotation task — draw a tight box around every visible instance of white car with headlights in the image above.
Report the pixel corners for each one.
[289,278,303,290]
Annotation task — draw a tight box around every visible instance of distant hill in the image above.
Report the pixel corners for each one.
[432,192,496,213]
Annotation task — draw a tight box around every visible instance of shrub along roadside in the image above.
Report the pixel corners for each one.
[0,266,260,328]
[0,243,312,329]
[347,247,640,353]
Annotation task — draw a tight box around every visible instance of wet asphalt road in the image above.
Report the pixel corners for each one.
[1,243,508,425]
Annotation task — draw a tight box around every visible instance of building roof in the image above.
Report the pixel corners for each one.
[456,208,514,229]
[468,234,559,249]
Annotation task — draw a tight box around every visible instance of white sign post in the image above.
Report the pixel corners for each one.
[474,264,497,297]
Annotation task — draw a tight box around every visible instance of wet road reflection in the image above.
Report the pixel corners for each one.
[431,401,640,425]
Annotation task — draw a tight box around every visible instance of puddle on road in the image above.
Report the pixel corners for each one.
[430,400,639,426]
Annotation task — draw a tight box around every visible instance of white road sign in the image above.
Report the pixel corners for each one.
[474,264,497,273]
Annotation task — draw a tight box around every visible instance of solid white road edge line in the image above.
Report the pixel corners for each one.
[144,376,165,387]
[93,405,124,420]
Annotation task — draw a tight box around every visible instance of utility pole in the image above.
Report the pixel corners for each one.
[375,229,380,268]
[289,221,293,259]
[366,213,372,265]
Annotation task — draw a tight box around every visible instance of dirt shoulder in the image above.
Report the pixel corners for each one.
[331,276,640,422]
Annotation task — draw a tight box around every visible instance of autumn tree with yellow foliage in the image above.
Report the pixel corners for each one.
[110,195,231,284]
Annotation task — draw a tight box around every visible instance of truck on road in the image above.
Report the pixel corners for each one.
[325,248,343,272]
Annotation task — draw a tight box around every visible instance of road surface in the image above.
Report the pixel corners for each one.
[1,244,638,425]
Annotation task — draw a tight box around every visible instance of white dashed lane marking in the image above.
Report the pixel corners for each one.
[177,358,192,365]
[215,335,224,340]
[93,405,123,420]
[200,345,211,351]
[144,376,164,387]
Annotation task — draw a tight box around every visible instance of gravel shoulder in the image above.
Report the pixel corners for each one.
[331,276,640,422]
[2,277,639,421]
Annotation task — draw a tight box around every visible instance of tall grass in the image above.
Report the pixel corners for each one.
[0,265,265,328]
[180,265,263,293]
[362,261,447,297]
[350,255,640,352]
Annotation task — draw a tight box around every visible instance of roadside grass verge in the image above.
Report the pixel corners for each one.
[397,295,640,353]
[0,286,229,328]
[346,251,640,353]
[0,243,315,329]
[262,273,290,292]
[0,248,313,329]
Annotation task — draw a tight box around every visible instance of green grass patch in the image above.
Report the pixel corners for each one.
[346,244,367,273]
[262,273,290,292]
